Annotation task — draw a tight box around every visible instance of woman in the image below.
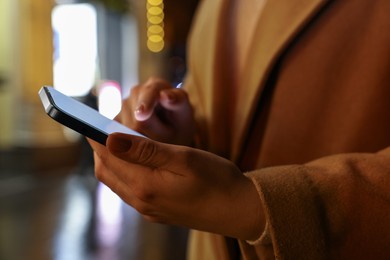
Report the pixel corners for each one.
[89,0,390,258]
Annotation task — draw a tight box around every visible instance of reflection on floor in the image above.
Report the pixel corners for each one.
[0,148,188,260]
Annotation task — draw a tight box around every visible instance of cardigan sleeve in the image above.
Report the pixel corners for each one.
[240,147,390,259]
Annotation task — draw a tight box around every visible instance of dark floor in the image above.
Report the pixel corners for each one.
[0,146,188,260]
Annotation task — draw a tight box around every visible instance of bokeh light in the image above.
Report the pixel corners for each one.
[146,0,164,53]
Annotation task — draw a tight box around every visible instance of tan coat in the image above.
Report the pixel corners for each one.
[184,0,390,259]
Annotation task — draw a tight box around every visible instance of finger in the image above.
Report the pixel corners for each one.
[106,132,175,169]
[94,145,164,214]
[93,152,140,207]
[87,137,107,156]
[134,78,172,121]
[90,138,162,208]
[159,89,192,111]
[113,113,122,123]
[94,163,173,225]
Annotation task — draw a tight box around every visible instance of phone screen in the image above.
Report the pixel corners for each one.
[39,86,144,145]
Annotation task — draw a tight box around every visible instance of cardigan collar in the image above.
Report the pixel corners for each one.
[216,0,331,161]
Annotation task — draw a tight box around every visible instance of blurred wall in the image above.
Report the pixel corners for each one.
[0,0,15,148]
[0,0,72,150]
[0,0,81,172]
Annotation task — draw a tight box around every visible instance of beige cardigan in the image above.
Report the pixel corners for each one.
[184,0,390,259]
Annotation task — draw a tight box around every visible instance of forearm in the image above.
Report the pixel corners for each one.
[243,147,390,258]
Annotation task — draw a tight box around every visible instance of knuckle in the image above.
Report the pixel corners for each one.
[120,99,130,111]
[94,164,104,180]
[181,148,197,164]
[146,77,170,90]
[94,156,109,180]
[133,185,156,203]
[129,84,141,95]
[147,76,159,82]
[143,215,166,224]
[135,202,154,216]
[134,140,158,166]
[108,179,121,194]
[98,152,110,166]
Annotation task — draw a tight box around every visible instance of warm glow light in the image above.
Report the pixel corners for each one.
[148,0,163,5]
[147,39,165,53]
[147,14,164,25]
[96,183,123,246]
[146,0,164,53]
[148,24,164,35]
[148,34,163,43]
[148,6,163,16]
[52,4,97,96]
[98,81,122,119]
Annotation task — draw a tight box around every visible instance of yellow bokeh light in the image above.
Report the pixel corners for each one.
[147,15,164,25]
[148,25,164,37]
[147,39,164,53]
[147,0,163,6]
[147,2,164,10]
[148,6,163,16]
[148,34,163,43]
[146,0,164,53]
[147,11,164,19]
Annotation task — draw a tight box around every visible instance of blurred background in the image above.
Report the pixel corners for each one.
[0,0,199,259]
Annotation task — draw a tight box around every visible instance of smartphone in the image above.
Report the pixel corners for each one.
[38,86,145,145]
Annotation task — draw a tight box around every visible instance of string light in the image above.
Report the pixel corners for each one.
[146,0,164,53]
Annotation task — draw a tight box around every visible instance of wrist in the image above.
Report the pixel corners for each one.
[205,175,265,240]
[233,176,265,240]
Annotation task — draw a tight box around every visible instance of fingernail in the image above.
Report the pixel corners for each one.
[109,135,132,153]
[135,104,145,115]
[134,104,146,120]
